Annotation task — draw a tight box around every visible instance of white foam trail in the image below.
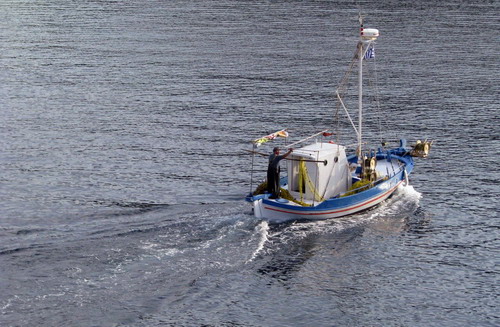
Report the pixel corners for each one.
[398,184,422,201]
[366,184,422,219]
[246,220,269,263]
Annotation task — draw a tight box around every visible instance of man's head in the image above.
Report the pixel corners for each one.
[273,147,280,154]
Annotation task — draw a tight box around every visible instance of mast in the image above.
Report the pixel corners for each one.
[357,14,379,160]
[358,16,364,159]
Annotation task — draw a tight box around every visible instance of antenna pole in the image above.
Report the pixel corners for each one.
[358,15,364,160]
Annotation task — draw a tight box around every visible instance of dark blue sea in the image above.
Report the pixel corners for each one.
[1,1,498,326]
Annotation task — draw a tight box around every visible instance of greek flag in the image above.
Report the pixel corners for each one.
[364,47,375,60]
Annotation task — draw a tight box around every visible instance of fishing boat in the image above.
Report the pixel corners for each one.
[245,16,432,223]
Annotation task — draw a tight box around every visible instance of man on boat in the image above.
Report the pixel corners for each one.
[267,147,293,199]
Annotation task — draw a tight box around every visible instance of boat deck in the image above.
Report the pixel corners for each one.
[375,158,404,177]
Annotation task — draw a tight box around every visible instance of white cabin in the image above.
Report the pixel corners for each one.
[286,142,351,202]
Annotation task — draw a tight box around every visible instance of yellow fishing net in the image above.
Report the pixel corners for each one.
[252,181,312,207]
[341,179,372,197]
[298,160,325,202]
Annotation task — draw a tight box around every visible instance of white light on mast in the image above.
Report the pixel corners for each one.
[360,28,379,42]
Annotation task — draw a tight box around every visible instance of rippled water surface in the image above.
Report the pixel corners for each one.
[1,1,498,326]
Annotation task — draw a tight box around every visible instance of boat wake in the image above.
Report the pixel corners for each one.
[246,221,270,263]
[382,184,422,215]
[396,184,422,201]
[245,184,424,257]
[97,186,422,276]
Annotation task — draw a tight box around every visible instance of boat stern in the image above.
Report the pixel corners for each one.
[253,199,264,219]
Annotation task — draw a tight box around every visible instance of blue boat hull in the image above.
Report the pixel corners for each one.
[247,148,414,223]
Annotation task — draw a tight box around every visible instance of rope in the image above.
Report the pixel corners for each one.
[287,130,329,148]
[334,45,361,147]
[371,48,385,145]
[298,161,304,203]
[298,160,325,202]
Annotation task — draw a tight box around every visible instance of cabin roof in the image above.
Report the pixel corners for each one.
[292,142,345,160]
